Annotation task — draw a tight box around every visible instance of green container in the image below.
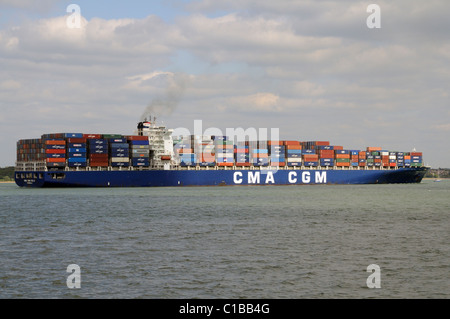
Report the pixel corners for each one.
[103,134,123,139]
[335,158,350,162]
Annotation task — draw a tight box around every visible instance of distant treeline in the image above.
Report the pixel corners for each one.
[425,168,450,178]
[0,166,15,181]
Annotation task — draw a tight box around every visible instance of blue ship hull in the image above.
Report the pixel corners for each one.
[15,167,428,187]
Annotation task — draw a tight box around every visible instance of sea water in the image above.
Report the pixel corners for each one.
[0,180,448,298]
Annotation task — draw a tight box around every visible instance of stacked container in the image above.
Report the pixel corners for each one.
[335,150,350,167]
[214,136,234,166]
[45,139,66,168]
[109,137,129,168]
[128,135,150,167]
[284,141,302,166]
[268,140,285,166]
[235,141,250,166]
[88,138,109,167]
[67,135,87,168]
[17,139,45,163]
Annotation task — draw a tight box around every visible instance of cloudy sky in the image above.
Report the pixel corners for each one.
[0,0,449,168]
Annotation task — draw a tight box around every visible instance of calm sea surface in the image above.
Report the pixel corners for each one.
[0,180,449,299]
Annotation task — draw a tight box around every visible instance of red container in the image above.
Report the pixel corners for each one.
[67,138,87,143]
[303,154,319,161]
[89,154,108,159]
[235,162,251,166]
[45,140,66,145]
[286,145,302,150]
[411,152,423,156]
[83,134,102,139]
[160,155,171,160]
[333,146,343,150]
[336,162,350,167]
[217,162,233,166]
[283,141,300,146]
[315,141,330,146]
[389,162,397,167]
[46,149,66,154]
[89,162,109,167]
[46,158,66,163]
[126,135,149,141]
[268,141,283,146]
[319,150,334,157]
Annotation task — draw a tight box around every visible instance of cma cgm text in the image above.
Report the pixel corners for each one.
[233,171,327,184]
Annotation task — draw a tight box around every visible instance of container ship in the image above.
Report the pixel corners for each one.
[14,119,428,187]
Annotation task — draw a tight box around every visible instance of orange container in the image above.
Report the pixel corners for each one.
[217,162,233,166]
[283,141,300,145]
[286,145,302,150]
[46,149,66,154]
[46,158,65,163]
[336,162,350,167]
[367,147,382,152]
[335,154,350,159]
[334,146,343,150]
[45,140,66,145]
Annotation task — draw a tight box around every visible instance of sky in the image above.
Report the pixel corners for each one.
[0,0,449,168]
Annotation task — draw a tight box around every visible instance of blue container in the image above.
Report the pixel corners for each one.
[111,147,129,153]
[286,149,302,154]
[302,149,316,154]
[90,148,108,154]
[351,162,359,166]
[68,148,87,153]
[63,133,83,138]
[320,161,333,166]
[46,145,66,150]
[359,159,366,163]
[68,143,86,148]
[287,162,301,166]
[132,158,149,166]
[216,149,234,154]
[109,138,127,143]
[111,152,129,158]
[335,150,350,154]
[88,139,108,145]
[111,162,129,167]
[304,161,319,166]
[396,152,405,156]
[46,153,65,158]
[68,157,87,163]
[252,149,268,154]
[110,143,129,149]
[286,153,301,158]
[68,152,86,158]
[367,162,374,167]
[318,145,334,150]
[351,151,359,156]
[132,140,149,146]
[68,162,87,168]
